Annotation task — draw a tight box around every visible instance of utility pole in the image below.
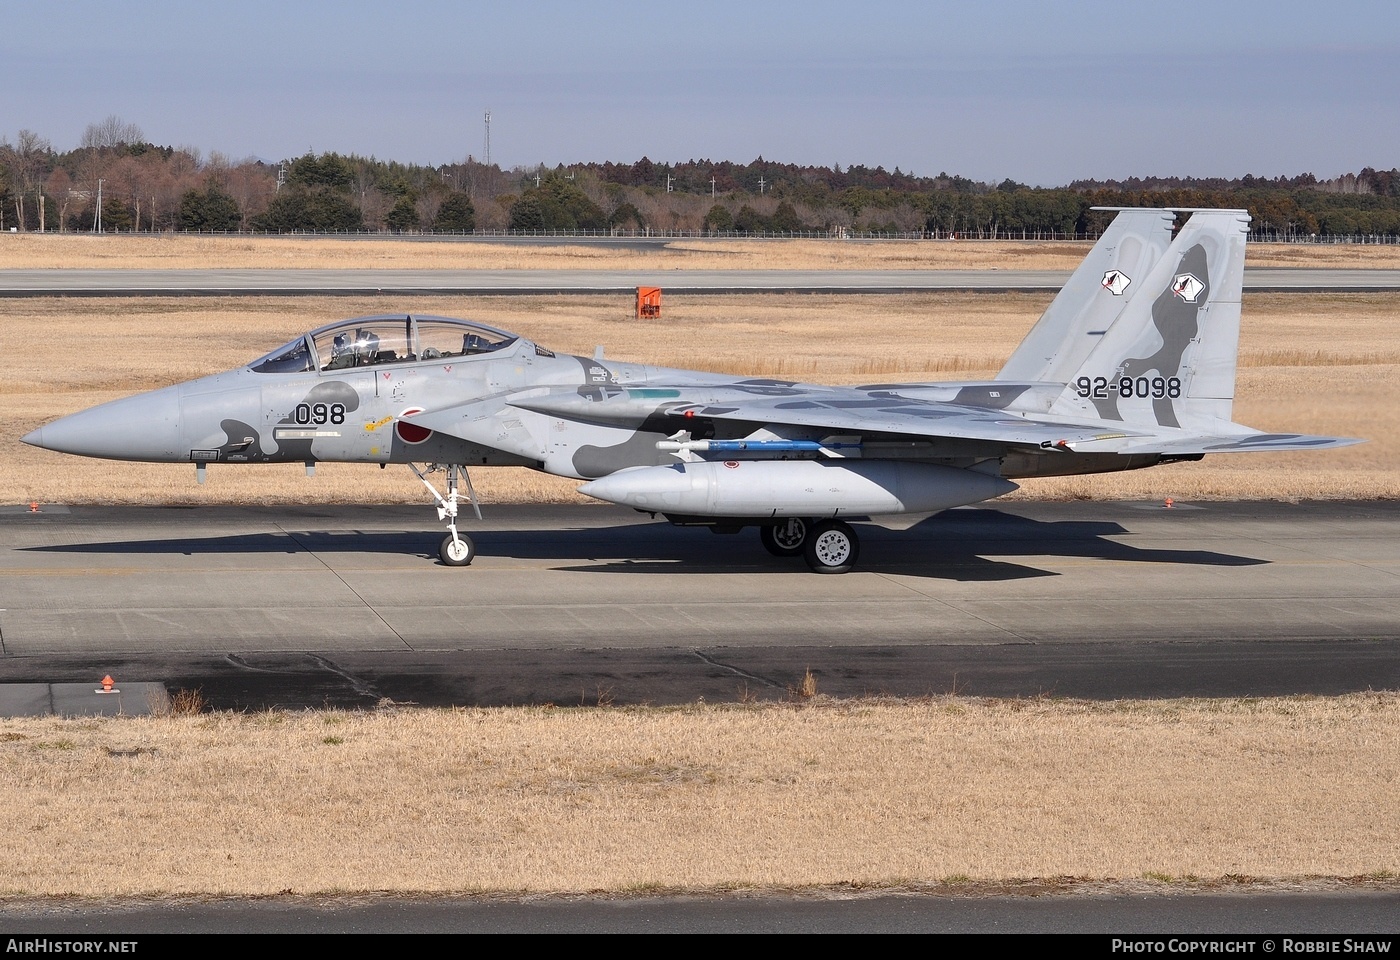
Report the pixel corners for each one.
[94,179,104,233]
[484,110,491,168]
[666,174,673,193]
[758,176,766,194]
[710,176,716,198]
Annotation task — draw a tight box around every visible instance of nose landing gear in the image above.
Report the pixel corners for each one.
[409,463,480,567]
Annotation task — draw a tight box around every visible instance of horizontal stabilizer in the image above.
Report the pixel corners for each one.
[1118,433,1365,456]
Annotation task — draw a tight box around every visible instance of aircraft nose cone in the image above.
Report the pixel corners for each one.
[23,385,184,461]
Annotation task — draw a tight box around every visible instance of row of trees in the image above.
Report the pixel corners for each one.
[0,119,489,235]
[446,167,1400,238]
[3,118,1399,237]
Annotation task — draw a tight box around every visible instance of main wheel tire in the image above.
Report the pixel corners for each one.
[439,533,475,566]
[804,520,859,574]
[760,517,811,557]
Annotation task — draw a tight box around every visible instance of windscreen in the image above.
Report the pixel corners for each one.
[250,337,314,373]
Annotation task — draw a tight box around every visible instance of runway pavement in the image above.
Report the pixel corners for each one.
[2,500,1396,711]
[4,889,1398,933]
[2,267,1399,295]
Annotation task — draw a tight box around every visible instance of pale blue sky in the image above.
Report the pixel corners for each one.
[3,1,1395,185]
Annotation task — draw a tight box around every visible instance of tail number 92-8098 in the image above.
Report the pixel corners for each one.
[1076,376,1182,400]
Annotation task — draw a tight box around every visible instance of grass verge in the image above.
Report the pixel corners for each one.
[0,694,1396,896]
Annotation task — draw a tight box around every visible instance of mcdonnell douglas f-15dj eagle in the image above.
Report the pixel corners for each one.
[23,208,1360,573]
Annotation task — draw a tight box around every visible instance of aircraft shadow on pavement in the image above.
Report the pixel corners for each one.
[563,509,1266,580]
[24,509,1266,582]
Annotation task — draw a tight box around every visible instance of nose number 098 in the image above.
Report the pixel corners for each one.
[292,402,347,425]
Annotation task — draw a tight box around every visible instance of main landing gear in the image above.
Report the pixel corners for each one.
[759,516,810,557]
[760,517,861,574]
[409,463,480,566]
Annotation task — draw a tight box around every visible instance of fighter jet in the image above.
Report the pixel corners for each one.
[23,208,1359,573]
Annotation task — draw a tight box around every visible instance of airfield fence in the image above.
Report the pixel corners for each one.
[20,227,1400,244]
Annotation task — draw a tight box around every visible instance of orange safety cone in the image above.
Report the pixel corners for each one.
[1164,497,1174,509]
[99,675,116,694]
[28,501,40,513]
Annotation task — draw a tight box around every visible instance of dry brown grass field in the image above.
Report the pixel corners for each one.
[4,291,1395,505]
[5,232,1400,271]
[0,695,1396,896]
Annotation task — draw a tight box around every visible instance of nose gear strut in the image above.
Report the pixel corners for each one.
[409,462,481,566]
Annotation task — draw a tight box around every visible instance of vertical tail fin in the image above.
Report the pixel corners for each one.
[997,208,1175,383]
[1049,209,1250,431]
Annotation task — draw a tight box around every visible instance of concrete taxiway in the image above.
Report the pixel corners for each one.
[2,267,1399,296]
[1,501,1396,711]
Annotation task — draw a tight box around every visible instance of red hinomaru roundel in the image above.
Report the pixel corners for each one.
[396,408,432,444]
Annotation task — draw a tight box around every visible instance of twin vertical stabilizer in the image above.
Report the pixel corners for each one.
[998,208,1251,435]
[1046,209,1250,432]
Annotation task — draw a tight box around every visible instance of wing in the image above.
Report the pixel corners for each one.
[666,388,1144,448]
[499,382,1152,451]
[653,388,1361,455]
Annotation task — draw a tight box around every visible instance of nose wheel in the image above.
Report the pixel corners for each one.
[440,533,476,566]
[410,462,481,567]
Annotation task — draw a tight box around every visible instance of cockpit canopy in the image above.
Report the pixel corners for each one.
[250,315,521,374]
